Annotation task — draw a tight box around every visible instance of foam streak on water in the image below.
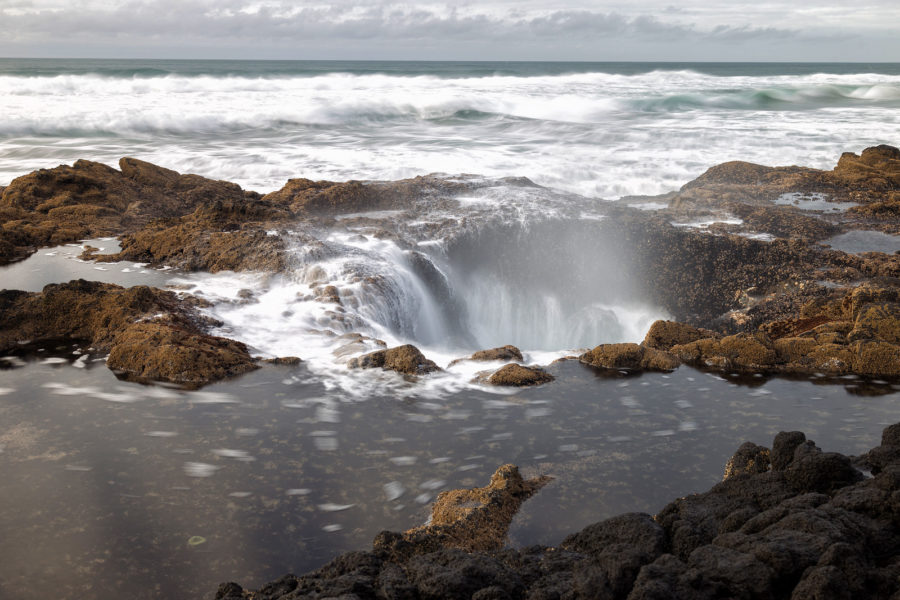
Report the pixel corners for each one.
[1,61,899,197]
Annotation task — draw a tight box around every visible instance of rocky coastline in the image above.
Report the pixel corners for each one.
[1,146,898,385]
[1,146,899,596]
[215,422,900,599]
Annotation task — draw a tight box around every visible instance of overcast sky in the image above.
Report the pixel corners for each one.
[1,0,899,61]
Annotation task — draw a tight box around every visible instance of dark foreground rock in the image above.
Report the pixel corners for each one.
[0,279,258,386]
[216,424,900,599]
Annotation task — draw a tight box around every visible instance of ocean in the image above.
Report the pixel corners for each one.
[2,60,900,599]
[2,59,900,198]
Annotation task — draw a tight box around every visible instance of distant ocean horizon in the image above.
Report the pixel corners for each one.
[2,58,899,197]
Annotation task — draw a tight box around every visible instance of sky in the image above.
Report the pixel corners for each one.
[1,0,899,62]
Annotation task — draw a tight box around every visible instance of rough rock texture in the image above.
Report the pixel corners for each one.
[642,320,718,350]
[449,345,524,367]
[0,158,259,265]
[580,342,680,372]
[0,280,257,385]
[218,423,900,600]
[486,364,555,386]
[375,465,551,559]
[347,344,441,375]
[262,174,471,216]
[647,281,900,377]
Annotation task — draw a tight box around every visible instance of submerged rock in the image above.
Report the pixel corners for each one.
[347,344,441,375]
[0,279,257,386]
[219,423,900,600]
[486,364,554,386]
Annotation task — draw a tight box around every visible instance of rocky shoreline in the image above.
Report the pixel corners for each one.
[2,146,898,385]
[215,422,900,599]
[1,146,899,596]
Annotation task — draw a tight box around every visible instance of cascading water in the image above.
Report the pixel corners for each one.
[173,180,669,395]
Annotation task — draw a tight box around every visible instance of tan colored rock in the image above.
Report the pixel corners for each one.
[580,342,680,372]
[642,320,714,350]
[774,337,819,363]
[0,158,260,266]
[487,364,554,386]
[0,280,257,386]
[842,286,900,320]
[471,345,524,362]
[850,302,900,343]
[375,464,550,558]
[807,343,855,374]
[720,333,776,367]
[347,344,441,375]
[851,340,900,377]
[107,322,257,385]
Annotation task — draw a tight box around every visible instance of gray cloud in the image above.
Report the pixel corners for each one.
[0,3,801,42]
[0,1,895,60]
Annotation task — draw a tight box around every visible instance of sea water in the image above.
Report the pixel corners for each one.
[2,60,900,600]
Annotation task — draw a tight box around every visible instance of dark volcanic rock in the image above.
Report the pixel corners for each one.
[347,344,441,375]
[723,442,771,480]
[486,364,554,386]
[0,280,257,386]
[227,423,900,600]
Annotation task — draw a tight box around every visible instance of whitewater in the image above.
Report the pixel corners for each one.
[3,60,900,395]
[2,60,900,198]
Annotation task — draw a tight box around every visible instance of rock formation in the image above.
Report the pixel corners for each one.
[347,344,441,376]
[0,280,258,386]
[215,423,900,599]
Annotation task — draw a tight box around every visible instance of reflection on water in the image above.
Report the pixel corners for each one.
[0,238,177,292]
[1,352,898,600]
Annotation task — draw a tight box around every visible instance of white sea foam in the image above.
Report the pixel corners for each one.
[2,69,899,198]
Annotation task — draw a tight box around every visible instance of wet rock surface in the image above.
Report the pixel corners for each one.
[216,423,900,600]
[347,344,441,376]
[0,279,257,386]
[449,345,524,367]
[486,364,555,387]
[0,157,259,266]
[580,342,680,372]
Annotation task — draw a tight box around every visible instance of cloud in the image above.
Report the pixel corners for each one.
[0,0,896,60]
[0,2,805,44]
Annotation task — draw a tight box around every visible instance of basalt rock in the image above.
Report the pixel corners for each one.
[347,344,441,375]
[0,279,257,386]
[262,175,471,216]
[220,423,900,600]
[486,364,554,386]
